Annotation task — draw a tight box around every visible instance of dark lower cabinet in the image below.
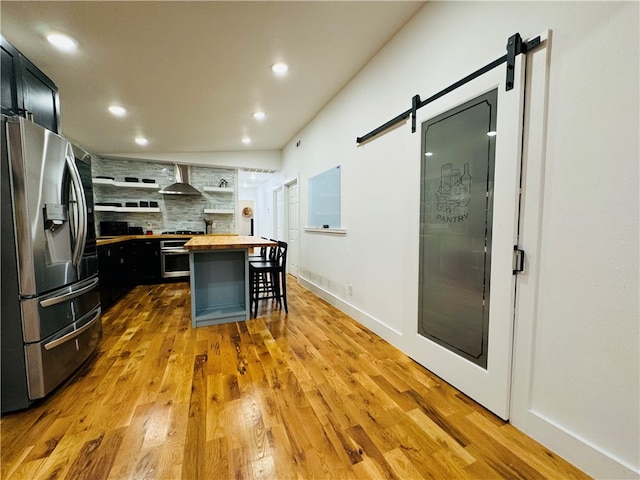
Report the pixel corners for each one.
[97,246,111,308]
[98,243,135,311]
[98,239,163,311]
[131,239,160,284]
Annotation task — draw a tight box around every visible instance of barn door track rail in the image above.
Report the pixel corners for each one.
[356,33,541,145]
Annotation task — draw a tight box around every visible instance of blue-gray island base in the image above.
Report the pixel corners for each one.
[184,236,276,327]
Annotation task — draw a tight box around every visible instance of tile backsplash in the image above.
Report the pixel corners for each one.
[91,156,236,235]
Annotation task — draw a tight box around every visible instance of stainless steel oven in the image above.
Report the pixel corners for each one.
[160,240,190,278]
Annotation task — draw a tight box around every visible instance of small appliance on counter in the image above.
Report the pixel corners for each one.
[100,221,128,236]
[128,226,144,235]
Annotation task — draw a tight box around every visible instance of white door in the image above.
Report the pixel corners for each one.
[409,56,525,420]
[287,182,299,277]
[275,188,285,241]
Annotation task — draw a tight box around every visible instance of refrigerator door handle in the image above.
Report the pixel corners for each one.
[44,306,101,351]
[66,145,87,268]
[39,277,99,308]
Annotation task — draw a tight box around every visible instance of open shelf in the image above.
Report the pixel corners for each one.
[92,178,160,189]
[203,209,234,214]
[94,206,161,213]
[203,186,235,193]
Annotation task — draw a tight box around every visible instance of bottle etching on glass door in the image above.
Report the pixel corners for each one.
[436,162,471,223]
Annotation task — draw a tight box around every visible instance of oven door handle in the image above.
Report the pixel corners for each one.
[162,249,188,255]
[44,306,101,351]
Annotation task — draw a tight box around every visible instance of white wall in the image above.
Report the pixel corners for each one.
[236,199,254,236]
[253,172,286,240]
[264,2,639,478]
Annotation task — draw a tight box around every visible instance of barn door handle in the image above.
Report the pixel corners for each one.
[513,246,525,274]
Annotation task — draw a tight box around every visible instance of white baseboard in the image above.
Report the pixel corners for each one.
[511,408,639,480]
[297,276,639,479]
[297,275,404,346]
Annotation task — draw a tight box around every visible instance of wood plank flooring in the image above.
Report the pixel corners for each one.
[1,278,590,479]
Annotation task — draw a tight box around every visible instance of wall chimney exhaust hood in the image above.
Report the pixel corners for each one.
[159,164,201,196]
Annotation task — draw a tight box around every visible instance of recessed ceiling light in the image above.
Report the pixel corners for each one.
[252,111,266,121]
[46,33,77,52]
[271,63,289,75]
[135,137,148,146]
[241,137,251,145]
[108,105,127,117]
[487,131,497,137]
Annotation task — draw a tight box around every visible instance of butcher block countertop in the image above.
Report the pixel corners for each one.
[184,235,275,251]
[96,233,236,246]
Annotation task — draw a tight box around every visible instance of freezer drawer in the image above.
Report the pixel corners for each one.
[21,275,100,343]
[24,304,101,399]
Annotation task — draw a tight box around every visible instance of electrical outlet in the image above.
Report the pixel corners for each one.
[348,284,353,296]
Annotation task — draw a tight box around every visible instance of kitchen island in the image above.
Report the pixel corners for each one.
[96,232,237,246]
[184,235,276,326]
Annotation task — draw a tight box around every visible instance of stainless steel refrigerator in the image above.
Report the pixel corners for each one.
[1,115,101,413]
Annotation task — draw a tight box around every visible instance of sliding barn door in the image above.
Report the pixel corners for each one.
[411,56,525,420]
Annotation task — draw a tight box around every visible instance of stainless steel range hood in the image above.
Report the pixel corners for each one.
[159,164,201,196]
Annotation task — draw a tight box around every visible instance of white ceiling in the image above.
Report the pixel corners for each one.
[1,1,424,170]
[238,168,276,190]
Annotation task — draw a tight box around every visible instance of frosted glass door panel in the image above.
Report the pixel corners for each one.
[418,89,498,369]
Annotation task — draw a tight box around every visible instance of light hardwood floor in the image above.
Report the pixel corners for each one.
[1,278,590,479]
